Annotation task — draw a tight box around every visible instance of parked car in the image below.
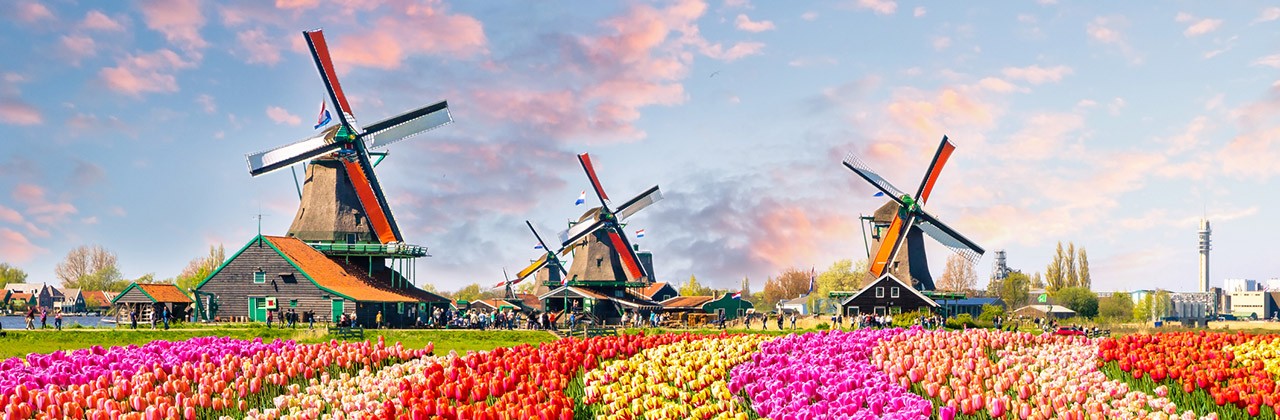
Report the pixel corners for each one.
[1054,326,1085,336]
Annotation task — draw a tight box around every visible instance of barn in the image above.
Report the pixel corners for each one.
[194,235,449,328]
[111,283,193,324]
[839,274,940,317]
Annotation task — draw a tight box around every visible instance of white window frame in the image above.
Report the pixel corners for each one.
[875,287,885,298]
[891,287,900,298]
[253,271,266,284]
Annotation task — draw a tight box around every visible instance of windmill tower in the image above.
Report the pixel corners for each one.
[843,136,986,291]
[540,153,663,321]
[245,29,452,289]
[1199,219,1211,293]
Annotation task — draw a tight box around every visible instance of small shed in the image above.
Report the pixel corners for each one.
[661,295,753,320]
[1012,304,1076,320]
[111,283,193,324]
[839,274,939,317]
[777,296,810,315]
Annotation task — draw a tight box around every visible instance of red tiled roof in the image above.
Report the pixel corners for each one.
[82,290,114,306]
[661,296,714,309]
[137,284,193,303]
[10,292,32,300]
[513,293,542,310]
[265,236,416,303]
[637,282,673,299]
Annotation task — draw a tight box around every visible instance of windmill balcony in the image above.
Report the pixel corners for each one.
[305,241,430,258]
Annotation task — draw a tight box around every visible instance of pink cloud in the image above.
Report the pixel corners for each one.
[196,94,216,113]
[236,28,281,65]
[266,106,301,125]
[1001,112,1084,160]
[0,100,42,125]
[1086,16,1124,44]
[855,0,897,15]
[99,49,194,96]
[12,184,77,225]
[0,204,21,224]
[1257,7,1280,23]
[61,35,97,63]
[1001,65,1073,84]
[701,41,765,61]
[12,1,54,23]
[734,14,775,32]
[275,0,320,10]
[81,10,126,31]
[1175,12,1222,37]
[328,2,488,71]
[0,228,44,263]
[139,0,207,52]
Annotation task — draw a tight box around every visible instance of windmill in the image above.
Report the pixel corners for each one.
[558,153,663,284]
[245,29,452,246]
[842,136,985,290]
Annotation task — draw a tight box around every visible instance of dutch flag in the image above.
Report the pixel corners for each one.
[534,243,545,250]
[635,229,646,238]
[731,291,742,300]
[314,100,332,129]
[575,190,586,206]
[808,267,816,295]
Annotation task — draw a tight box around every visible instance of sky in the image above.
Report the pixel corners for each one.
[1,0,1278,294]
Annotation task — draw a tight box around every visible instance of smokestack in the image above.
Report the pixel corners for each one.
[1199,219,1211,293]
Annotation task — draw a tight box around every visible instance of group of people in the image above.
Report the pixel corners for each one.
[127,305,178,330]
[620,310,666,328]
[23,307,63,330]
[743,312,797,330]
[266,309,314,329]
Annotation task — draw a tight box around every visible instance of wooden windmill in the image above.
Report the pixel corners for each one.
[842,136,985,290]
[557,153,663,284]
[243,29,451,288]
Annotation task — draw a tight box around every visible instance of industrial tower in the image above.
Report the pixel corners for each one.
[1199,219,1211,293]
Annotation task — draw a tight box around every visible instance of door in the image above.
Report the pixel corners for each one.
[248,297,267,322]
[331,300,345,323]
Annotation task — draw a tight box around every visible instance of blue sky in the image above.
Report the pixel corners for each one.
[1,0,1278,293]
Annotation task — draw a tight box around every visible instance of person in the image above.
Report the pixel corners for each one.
[162,306,170,330]
[791,314,797,330]
[130,309,138,329]
[150,308,157,330]
[25,307,35,330]
[40,308,48,329]
[308,311,315,329]
[266,309,274,329]
[776,313,783,330]
[375,311,383,329]
[762,313,768,330]
[55,309,63,331]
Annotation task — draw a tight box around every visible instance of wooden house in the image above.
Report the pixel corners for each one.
[57,288,86,313]
[82,290,117,312]
[636,282,679,302]
[1012,304,1076,320]
[839,274,939,317]
[194,235,449,328]
[661,294,753,320]
[5,283,61,309]
[111,283,193,323]
[539,286,661,323]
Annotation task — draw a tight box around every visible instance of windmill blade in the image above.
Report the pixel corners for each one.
[515,255,550,281]
[558,213,606,248]
[578,153,611,208]
[338,150,402,243]
[304,29,360,132]
[913,210,985,265]
[869,213,910,277]
[913,136,956,206]
[603,228,646,281]
[614,185,663,222]
[527,220,569,275]
[246,126,341,177]
[363,100,453,149]
[843,152,911,208]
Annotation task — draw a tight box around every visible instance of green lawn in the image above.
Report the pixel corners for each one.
[0,327,556,360]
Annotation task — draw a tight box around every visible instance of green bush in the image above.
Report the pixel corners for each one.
[945,313,987,329]
[814,322,830,330]
[977,304,1005,324]
[892,310,931,328]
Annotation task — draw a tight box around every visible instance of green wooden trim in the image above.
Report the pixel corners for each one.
[260,237,359,302]
[110,283,158,304]
[194,235,268,291]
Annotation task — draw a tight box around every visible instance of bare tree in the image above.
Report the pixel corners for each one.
[175,245,226,292]
[1078,248,1091,289]
[1045,242,1066,291]
[936,254,979,294]
[55,245,118,287]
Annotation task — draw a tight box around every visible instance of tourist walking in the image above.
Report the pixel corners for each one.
[375,311,383,329]
[40,308,48,329]
[790,314,797,330]
[149,308,157,329]
[266,310,274,329]
[162,306,170,330]
[776,313,783,329]
[55,310,62,331]
[130,310,138,329]
[25,307,35,330]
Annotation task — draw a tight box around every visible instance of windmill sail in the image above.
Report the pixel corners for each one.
[914,211,984,265]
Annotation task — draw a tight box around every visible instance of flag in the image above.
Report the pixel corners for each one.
[1038,294,1047,303]
[493,279,507,289]
[731,291,742,300]
[873,191,885,197]
[534,243,545,250]
[574,190,586,206]
[314,100,332,129]
[635,229,646,238]
[808,267,816,295]
[561,275,569,286]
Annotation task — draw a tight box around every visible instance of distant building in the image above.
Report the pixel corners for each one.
[1227,291,1272,319]
[635,282,679,302]
[1130,290,1155,304]
[1013,304,1076,319]
[1224,278,1258,292]
[57,288,85,313]
[1198,219,1211,293]
[660,294,752,320]
[943,297,1005,318]
[5,284,61,309]
[839,274,939,317]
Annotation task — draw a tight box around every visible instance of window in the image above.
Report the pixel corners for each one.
[875,287,884,298]
[848,306,860,316]
[346,234,357,244]
[253,271,266,284]
[289,299,298,308]
[891,287,900,298]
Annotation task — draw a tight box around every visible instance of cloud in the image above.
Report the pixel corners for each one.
[977,77,1018,93]
[0,100,42,125]
[11,1,54,23]
[326,2,488,71]
[13,184,77,225]
[265,106,301,125]
[701,42,765,61]
[99,49,195,96]
[1001,65,1073,84]
[236,28,281,65]
[61,35,97,64]
[0,228,44,263]
[1255,55,1280,68]
[81,10,126,31]
[139,0,207,53]
[71,160,107,188]
[854,0,897,15]
[932,37,951,51]
[1086,15,1140,62]
[195,93,216,113]
[734,14,775,32]
[1001,112,1084,160]
[788,56,837,67]
[1257,7,1280,23]
[801,11,818,21]
[0,205,21,224]
[913,7,926,17]
[1175,12,1222,37]
[275,0,320,10]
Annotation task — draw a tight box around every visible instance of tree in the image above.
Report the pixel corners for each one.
[514,280,535,294]
[1031,272,1045,289]
[761,268,811,310]
[998,271,1031,309]
[174,245,226,293]
[1065,242,1078,288]
[936,254,978,294]
[453,283,483,302]
[0,263,27,289]
[1078,248,1091,289]
[55,245,118,287]
[1098,292,1133,321]
[810,260,870,313]
[1054,286,1098,318]
[1045,242,1065,292]
[1133,294,1153,322]
[680,274,713,296]
[134,273,158,284]
[69,266,129,292]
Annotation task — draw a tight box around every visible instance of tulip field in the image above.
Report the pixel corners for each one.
[5,329,1280,419]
